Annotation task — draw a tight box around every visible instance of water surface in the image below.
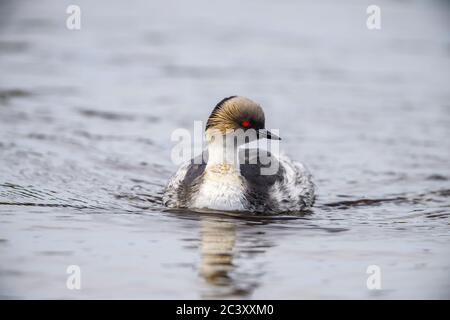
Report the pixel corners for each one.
[0,0,449,299]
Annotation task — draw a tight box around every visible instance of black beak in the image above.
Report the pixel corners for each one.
[258,129,281,140]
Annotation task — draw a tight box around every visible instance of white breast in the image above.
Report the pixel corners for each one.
[192,164,247,211]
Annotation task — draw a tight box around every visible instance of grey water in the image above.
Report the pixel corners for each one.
[0,0,449,299]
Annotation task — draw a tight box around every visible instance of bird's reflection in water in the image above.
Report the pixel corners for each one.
[198,215,273,298]
[200,218,236,287]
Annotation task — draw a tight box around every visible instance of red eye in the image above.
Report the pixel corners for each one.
[242,120,250,128]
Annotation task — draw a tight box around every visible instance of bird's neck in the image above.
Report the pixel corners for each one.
[206,135,240,171]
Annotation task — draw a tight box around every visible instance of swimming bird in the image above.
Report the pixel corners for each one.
[163,96,315,214]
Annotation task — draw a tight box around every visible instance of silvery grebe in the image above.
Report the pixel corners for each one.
[163,96,315,213]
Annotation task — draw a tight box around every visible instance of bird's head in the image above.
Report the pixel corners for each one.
[205,96,280,143]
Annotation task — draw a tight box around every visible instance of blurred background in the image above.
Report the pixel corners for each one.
[0,0,449,299]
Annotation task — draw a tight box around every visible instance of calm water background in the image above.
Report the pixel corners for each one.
[0,0,449,299]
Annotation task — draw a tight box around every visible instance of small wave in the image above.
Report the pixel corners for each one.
[0,88,32,103]
[0,201,92,209]
[78,108,159,123]
[322,189,450,209]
